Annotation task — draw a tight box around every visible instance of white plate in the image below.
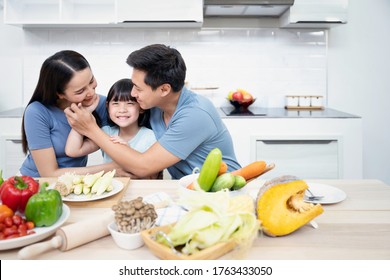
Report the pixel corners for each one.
[0,204,70,251]
[60,179,124,202]
[305,183,347,204]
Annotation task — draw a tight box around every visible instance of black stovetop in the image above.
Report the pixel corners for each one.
[220,106,268,116]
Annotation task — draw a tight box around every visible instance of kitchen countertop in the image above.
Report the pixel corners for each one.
[219,107,361,118]
[0,107,24,118]
[2,178,389,260]
[0,106,360,119]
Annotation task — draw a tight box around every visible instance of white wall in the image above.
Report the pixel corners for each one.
[327,0,390,184]
[0,6,23,111]
[20,28,326,109]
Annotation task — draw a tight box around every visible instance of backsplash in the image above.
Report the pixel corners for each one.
[22,28,327,108]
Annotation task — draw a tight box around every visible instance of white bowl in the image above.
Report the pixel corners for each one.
[107,221,144,250]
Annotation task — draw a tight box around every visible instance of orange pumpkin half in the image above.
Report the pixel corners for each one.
[256,175,324,237]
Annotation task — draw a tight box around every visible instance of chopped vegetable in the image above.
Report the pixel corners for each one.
[83,170,104,187]
[92,169,116,195]
[160,190,260,255]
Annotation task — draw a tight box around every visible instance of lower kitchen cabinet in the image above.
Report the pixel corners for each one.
[222,117,363,180]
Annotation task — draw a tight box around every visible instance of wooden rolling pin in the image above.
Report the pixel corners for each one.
[18,211,114,259]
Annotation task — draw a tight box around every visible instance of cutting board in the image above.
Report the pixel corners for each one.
[38,177,130,208]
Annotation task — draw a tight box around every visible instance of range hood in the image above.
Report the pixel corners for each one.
[204,0,295,17]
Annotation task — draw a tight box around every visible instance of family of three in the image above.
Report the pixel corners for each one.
[20,44,241,180]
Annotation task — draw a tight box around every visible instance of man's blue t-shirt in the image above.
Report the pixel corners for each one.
[150,87,241,179]
[20,95,108,177]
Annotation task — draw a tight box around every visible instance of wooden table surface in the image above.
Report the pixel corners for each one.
[2,178,390,260]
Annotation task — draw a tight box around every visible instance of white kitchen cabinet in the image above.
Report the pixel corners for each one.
[3,0,203,28]
[222,117,362,180]
[280,0,348,29]
[254,137,340,179]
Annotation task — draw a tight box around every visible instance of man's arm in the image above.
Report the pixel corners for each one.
[64,103,179,177]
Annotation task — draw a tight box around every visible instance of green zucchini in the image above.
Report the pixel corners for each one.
[210,173,235,192]
[197,148,222,192]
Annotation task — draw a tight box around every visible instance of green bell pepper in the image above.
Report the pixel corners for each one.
[25,182,63,227]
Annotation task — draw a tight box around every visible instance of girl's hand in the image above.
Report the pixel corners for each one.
[110,135,127,145]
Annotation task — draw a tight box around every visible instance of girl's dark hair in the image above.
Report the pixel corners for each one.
[21,50,101,154]
[106,78,150,128]
[126,44,186,92]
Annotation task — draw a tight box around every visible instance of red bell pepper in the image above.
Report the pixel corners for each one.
[0,176,39,213]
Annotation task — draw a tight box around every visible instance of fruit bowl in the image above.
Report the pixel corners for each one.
[229,98,256,111]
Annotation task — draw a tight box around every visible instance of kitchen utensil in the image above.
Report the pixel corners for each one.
[305,188,324,200]
[18,211,114,259]
[304,183,347,204]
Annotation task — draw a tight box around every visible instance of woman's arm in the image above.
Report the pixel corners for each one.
[65,128,99,157]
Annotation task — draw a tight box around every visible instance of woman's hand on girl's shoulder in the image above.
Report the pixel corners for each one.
[110,135,127,145]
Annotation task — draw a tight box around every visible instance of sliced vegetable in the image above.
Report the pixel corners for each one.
[256,175,324,236]
[197,148,222,192]
[83,170,104,187]
[231,161,266,181]
[92,169,116,195]
[158,191,259,255]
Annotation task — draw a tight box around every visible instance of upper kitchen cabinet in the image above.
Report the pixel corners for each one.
[3,0,203,28]
[280,0,348,29]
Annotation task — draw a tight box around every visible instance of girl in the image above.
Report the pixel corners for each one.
[65,78,159,179]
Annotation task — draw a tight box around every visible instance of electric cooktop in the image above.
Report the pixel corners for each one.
[220,107,267,116]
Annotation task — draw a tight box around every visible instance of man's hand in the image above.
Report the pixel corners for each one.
[64,103,97,137]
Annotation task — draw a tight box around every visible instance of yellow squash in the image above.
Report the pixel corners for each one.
[256,175,324,236]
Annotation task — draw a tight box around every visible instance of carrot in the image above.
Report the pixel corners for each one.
[186,182,195,190]
[217,161,228,176]
[231,161,267,181]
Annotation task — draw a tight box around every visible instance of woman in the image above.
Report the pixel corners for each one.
[20,50,122,177]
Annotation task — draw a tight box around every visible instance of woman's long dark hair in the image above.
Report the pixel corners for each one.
[21,50,100,154]
[106,78,150,128]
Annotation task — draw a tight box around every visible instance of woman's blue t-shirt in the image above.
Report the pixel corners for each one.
[20,95,108,177]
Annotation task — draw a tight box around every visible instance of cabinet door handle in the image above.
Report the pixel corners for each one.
[261,140,336,145]
[9,139,22,144]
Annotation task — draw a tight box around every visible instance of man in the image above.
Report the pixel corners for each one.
[65,44,241,179]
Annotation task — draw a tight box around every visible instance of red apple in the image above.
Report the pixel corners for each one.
[242,93,253,102]
[232,91,243,102]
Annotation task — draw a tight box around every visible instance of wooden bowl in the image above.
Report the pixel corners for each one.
[140,224,236,260]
